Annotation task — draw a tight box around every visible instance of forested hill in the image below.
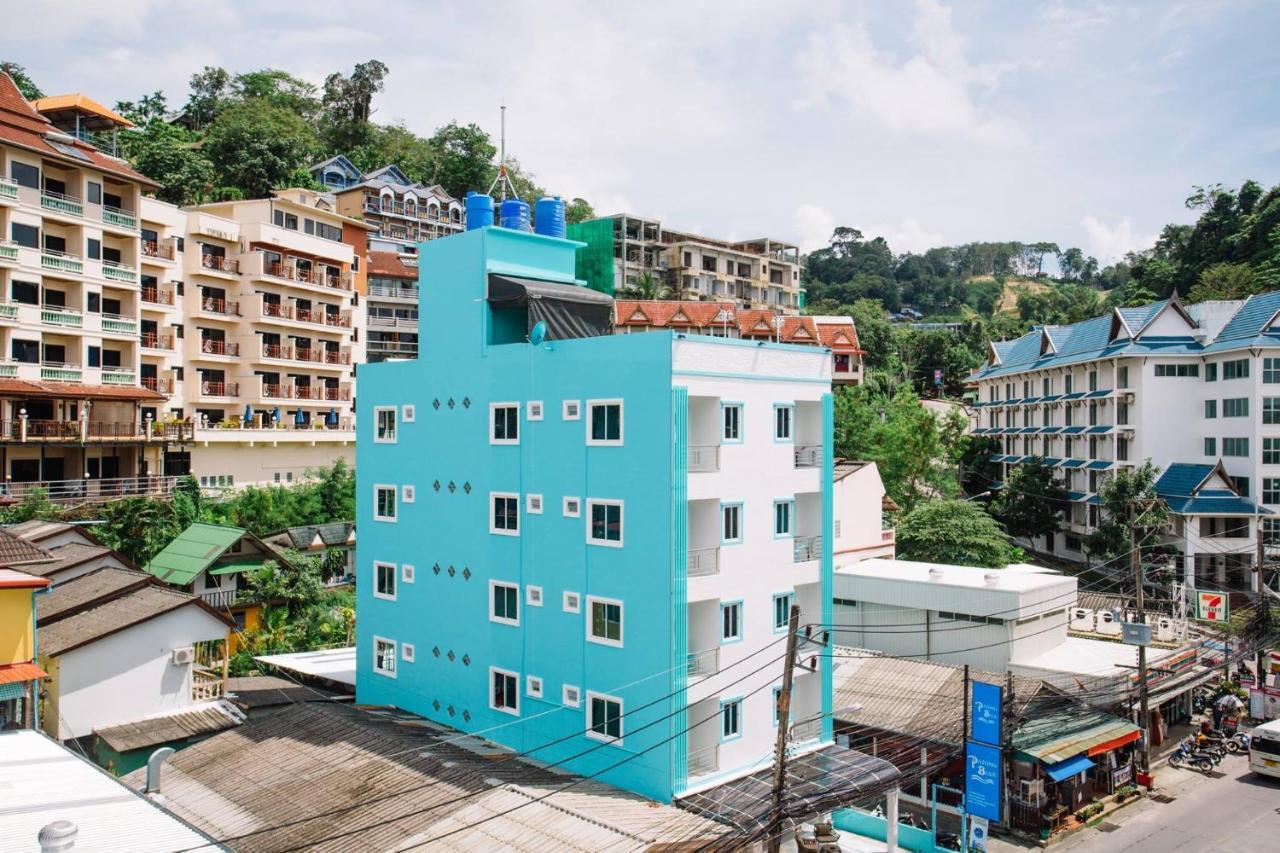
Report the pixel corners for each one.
[804,181,1280,395]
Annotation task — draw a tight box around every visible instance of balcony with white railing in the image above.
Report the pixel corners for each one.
[367,283,419,300]
[687,743,719,779]
[101,314,137,335]
[793,535,823,563]
[0,240,17,264]
[102,205,138,231]
[0,176,17,202]
[41,249,83,275]
[40,305,83,328]
[0,302,15,321]
[100,366,137,385]
[102,260,138,284]
[686,647,720,680]
[0,475,183,504]
[191,667,225,701]
[367,314,417,330]
[40,363,82,382]
[40,190,83,218]
[688,445,719,473]
[687,546,720,577]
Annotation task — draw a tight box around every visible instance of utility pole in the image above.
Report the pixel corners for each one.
[1133,506,1151,773]
[1257,528,1266,689]
[766,604,801,853]
[962,664,970,744]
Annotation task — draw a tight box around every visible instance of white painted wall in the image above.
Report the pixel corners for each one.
[52,605,229,740]
[833,463,895,567]
[190,443,354,488]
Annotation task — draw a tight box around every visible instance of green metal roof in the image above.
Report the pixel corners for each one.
[1012,706,1140,765]
[144,523,247,586]
[208,556,267,576]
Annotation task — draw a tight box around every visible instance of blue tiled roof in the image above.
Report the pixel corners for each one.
[1213,291,1280,343]
[1117,301,1169,335]
[1154,462,1273,516]
[1155,463,1215,498]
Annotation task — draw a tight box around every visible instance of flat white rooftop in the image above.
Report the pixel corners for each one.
[0,729,221,852]
[1009,635,1179,678]
[836,558,1073,593]
[254,646,356,687]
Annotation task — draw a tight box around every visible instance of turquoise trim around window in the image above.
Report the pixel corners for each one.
[772,403,795,443]
[720,599,744,644]
[773,498,794,539]
[721,501,744,545]
[772,591,794,634]
[720,402,744,443]
[719,696,743,742]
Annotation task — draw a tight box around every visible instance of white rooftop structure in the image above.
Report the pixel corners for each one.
[0,729,222,852]
[254,646,356,687]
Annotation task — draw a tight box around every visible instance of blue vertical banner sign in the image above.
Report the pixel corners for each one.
[965,741,1003,822]
[970,681,1003,746]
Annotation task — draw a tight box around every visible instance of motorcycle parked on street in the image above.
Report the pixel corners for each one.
[1169,738,1215,771]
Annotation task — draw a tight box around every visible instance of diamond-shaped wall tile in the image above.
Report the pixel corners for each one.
[432,398,441,410]
[447,704,455,716]
[433,480,441,492]
[432,562,441,575]
[462,654,470,666]
[463,710,471,722]
[463,481,472,494]
[447,650,455,662]
[462,396,471,409]
[447,565,456,577]
[432,646,441,657]
[447,397,455,409]
[462,567,471,580]
[448,481,456,493]
[433,699,441,711]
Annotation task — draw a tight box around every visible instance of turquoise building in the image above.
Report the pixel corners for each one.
[356,225,835,802]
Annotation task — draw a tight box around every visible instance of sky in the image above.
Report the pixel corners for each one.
[10,0,1279,264]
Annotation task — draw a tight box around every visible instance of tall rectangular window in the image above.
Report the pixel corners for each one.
[587,693,622,742]
[773,405,793,441]
[587,500,623,546]
[721,698,742,741]
[773,592,793,632]
[1205,362,1218,382]
[1205,437,1217,456]
[375,407,397,442]
[490,493,519,535]
[721,601,742,642]
[1265,479,1280,505]
[1204,400,1217,419]
[490,403,519,444]
[374,485,397,521]
[1265,358,1280,384]
[373,638,396,676]
[1117,365,1129,388]
[721,503,742,544]
[374,562,397,600]
[1264,398,1280,425]
[490,581,519,625]
[490,668,519,715]
[1264,437,1280,465]
[588,400,623,445]
[722,403,742,442]
[773,500,793,537]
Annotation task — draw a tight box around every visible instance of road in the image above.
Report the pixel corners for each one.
[991,754,1280,853]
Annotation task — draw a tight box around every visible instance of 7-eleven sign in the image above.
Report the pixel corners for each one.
[1196,590,1230,622]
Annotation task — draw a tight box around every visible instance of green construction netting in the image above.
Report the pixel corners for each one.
[566,217,615,296]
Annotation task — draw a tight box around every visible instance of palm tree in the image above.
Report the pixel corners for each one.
[633,271,669,300]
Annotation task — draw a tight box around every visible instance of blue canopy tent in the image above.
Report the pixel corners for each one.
[294,409,306,427]
[271,406,282,424]
[243,404,254,425]
[326,408,339,428]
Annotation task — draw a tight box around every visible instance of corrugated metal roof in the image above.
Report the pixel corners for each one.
[1011,705,1140,764]
[145,523,247,585]
[39,584,226,657]
[0,729,222,852]
[36,566,152,623]
[95,702,243,753]
[119,703,724,852]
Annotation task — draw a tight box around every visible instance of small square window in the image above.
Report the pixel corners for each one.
[490,581,520,626]
[526,585,543,606]
[490,402,520,444]
[402,404,415,422]
[587,500,623,547]
[563,591,581,613]
[490,667,519,715]
[402,564,415,583]
[563,684,581,707]
[587,596,624,647]
[527,675,543,699]
[402,484,415,503]
[563,496,581,517]
[490,492,519,535]
[527,401,543,420]
[373,637,396,677]
[527,493,543,514]
[587,400,623,445]
[375,407,397,442]
[402,643,416,662]
[563,400,581,420]
[374,562,397,600]
[374,485,397,522]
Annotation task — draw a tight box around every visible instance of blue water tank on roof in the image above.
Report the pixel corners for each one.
[465,192,493,230]
[499,199,531,232]
[534,196,566,238]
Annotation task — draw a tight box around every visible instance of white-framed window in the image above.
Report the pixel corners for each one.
[490,667,519,715]
[374,485,397,522]
[722,403,743,442]
[772,592,793,633]
[526,585,543,606]
[563,496,581,517]
[721,503,743,544]
[587,400,623,445]
[402,484,416,504]
[490,492,519,535]
[721,698,742,741]
[527,401,544,421]
[374,561,397,600]
[490,402,520,444]
[564,591,581,613]
[489,580,520,626]
[587,596,624,647]
[402,404,415,422]
[563,400,581,420]
[402,642,416,662]
[374,407,397,443]
[587,499,623,547]
[402,564,415,583]
[773,404,793,441]
[373,636,396,677]
[527,675,543,699]
[563,684,581,707]
[526,494,543,514]
[773,499,794,537]
[586,691,623,743]
[721,601,743,643]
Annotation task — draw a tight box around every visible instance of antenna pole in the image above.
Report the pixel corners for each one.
[499,104,507,201]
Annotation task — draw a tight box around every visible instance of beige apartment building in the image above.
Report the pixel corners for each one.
[137,190,363,487]
[609,214,803,313]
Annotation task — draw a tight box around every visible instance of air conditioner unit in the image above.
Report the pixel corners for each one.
[171,647,195,665]
[1095,611,1121,636]
[1020,779,1044,800]
[1069,608,1095,632]
[1154,616,1176,642]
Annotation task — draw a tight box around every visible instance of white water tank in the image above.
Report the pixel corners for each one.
[1069,607,1095,632]
[1096,610,1122,636]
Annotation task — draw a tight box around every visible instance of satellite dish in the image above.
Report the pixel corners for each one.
[530,321,548,346]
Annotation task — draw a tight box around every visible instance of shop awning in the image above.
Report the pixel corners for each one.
[487,274,613,340]
[1045,754,1095,781]
[0,662,47,684]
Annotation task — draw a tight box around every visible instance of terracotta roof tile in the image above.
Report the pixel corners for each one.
[367,251,417,279]
[0,377,163,401]
[815,319,863,352]
[737,309,777,338]
[0,530,55,568]
[612,300,736,328]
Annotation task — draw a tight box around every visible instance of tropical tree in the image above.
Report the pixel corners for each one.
[565,198,596,224]
[1187,262,1258,303]
[321,60,389,151]
[202,99,316,199]
[1085,461,1169,563]
[1,62,42,99]
[990,457,1068,542]
[428,121,497,200]
[117,118,215,206]
[897,499,1020,567]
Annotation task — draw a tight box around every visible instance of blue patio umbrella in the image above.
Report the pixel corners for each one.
[326,408,339,427]
[243,404,254,424]
[294,408,306,426]
[271,406,282,423]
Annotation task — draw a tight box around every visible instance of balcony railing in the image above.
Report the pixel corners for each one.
[141,376,173,394]
[0,177,17,200]
[368,284,419,300]
[141,332,175,350]
[687,744,719,778]
[102,261,138,283]
[200,253,239,274]
[142,240,175,260]
[262,301,293,320]
[198,589,236,610]
[200,339,239,357]
[201,297,240,316]
[102,314,136,334]
[0,240,17,263]
[100,367,136,385]
[793,445,822,468]
[41,249,83,274]
[40,363,82,382]
[686,648,720,679]
[295,348,350,366]
[687,546,720,577]
[0,475,183,504]
[191,667,225,701]
[262,259,351,291]
[142,286,175,305]
[261,343,290,360]
[40,305,83,327]
[366,341,418,358]
[262,383,293,399]
[200,381,239,397]
[102,206,138,230]
[793,535,823,563]
[40,190,83,217]
[688,445,720,473]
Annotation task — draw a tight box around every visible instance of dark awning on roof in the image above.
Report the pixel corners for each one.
[487,274,613,341]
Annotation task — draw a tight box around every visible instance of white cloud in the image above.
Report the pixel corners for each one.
[1080,215,1157,263]
[795,204,837,253]
[793,0,1024,145]
[864,217,945,254]
[1038,3,1116,32]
